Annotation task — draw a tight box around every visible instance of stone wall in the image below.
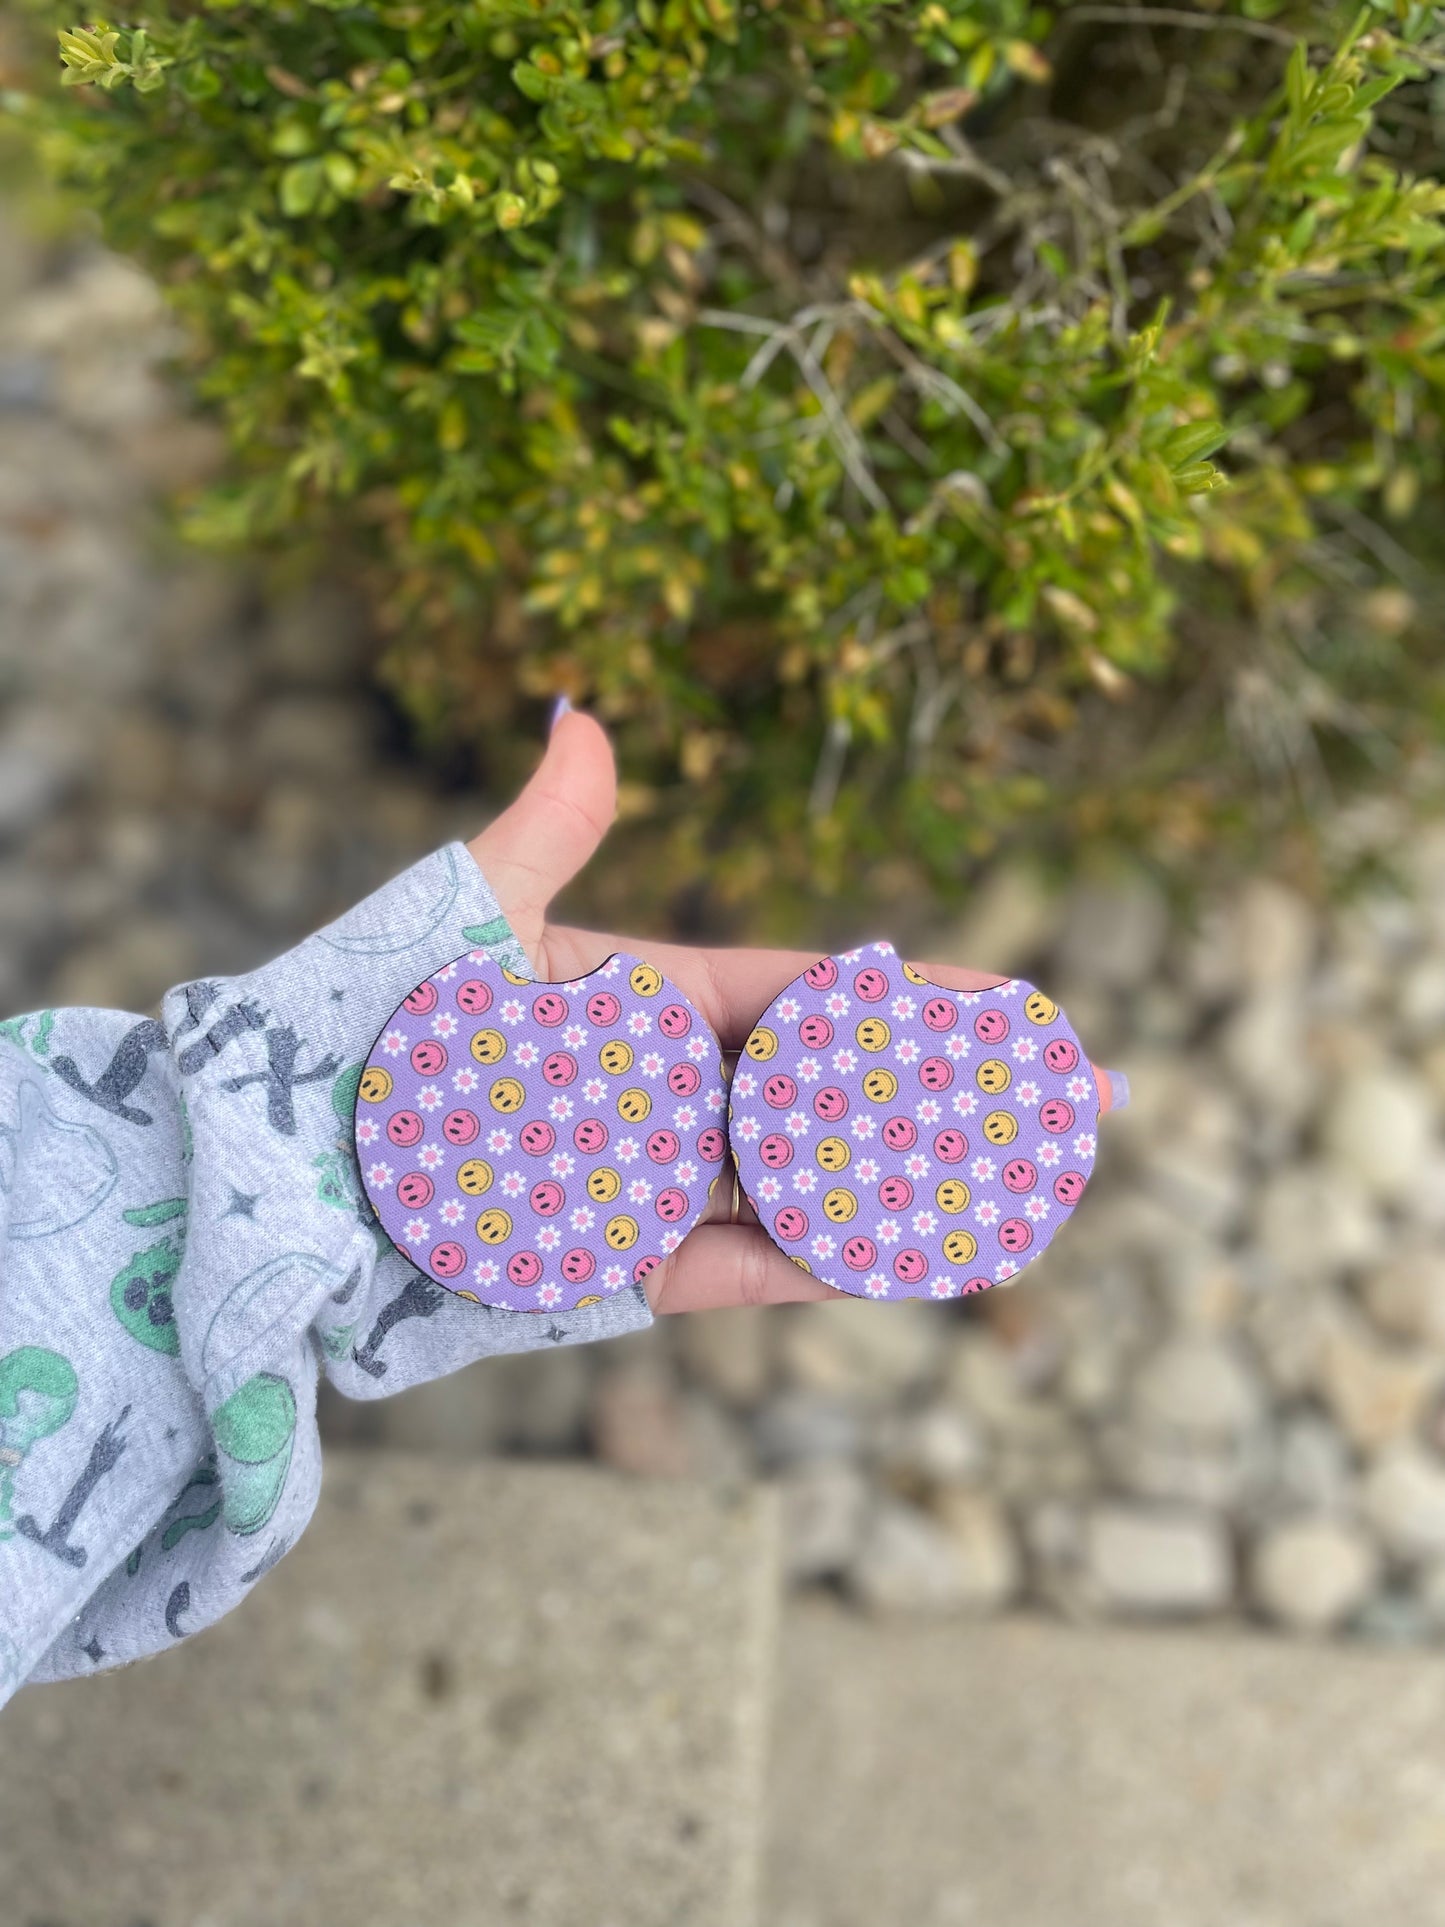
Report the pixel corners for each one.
[7,213,1445,1642]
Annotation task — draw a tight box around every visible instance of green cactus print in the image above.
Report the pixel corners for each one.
[110,1200,188,1357]
[0,1347,80,1538]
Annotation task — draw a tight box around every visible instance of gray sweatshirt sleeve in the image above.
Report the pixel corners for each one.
[0,840,655,1709]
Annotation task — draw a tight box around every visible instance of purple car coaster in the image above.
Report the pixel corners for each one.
[729,942,1109,1301]
[354,949,728,1312]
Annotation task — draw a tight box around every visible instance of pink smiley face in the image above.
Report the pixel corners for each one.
[398,1172,434,1209]
[431,1241,467,1279]
[764,1073,798,1110]
[775,1206,809,1242]
[443,1109,481,1146]
[919,1057,954,1093]
[975,1009,1010,1044]
[530,1179,566,1217]
[411,1040,447,1077]
[656,1186,689,1223]
[878,1176,913,1211]
[1002,1157,1037,1194]
[922,996,958,1032]
[999,1218,1033,1253]
[882,1116,917,1152]
[805,957,838,990]
[697,1127,726,1163]
[1044,1038,1079,1074]
[934,1128,968,1163]
[668,1062,702,1097]
[854,967,890,1002]
[814,1087,849,1122]
[387,1110,424,1147]
[574,1117,609,1155]
[520,1118,556,1156]
[632,1253,660,1283]
[561,1248,596,1283]
[646,1128,681,1164]
[799,1014,834,1050]
[457,979,492,1016]
[587,991,622,1026]
[760,1133,793,1170]
[1054,1170,1087,1207]
[404,981,439,1016]
[658,1003,692,1039]
[542,1051,578,1087]
[842,1235,877,1271]
[508,1251,543,1287]
[961,1276,993,1296]
[532,991,569,1027]
[893,1248,928,1284]
[1040,1098,1076,1134]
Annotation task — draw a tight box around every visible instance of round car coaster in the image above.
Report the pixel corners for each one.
[355,950,728,1312]
[729,941,1105,1301]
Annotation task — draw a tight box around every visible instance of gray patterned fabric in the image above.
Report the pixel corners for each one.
[0,841,655,1709]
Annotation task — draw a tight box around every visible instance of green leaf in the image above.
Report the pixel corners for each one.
[1162,422,1230,467]
[279,159,325,216]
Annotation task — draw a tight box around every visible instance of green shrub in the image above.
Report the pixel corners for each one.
[6,1,1445,929]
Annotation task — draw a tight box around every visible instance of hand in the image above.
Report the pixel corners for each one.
[469,709,1117,1316]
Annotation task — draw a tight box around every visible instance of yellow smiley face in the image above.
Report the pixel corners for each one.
[983,1109,1018,1146]
[936,1178,971,1214]
[617,1087,652,1123]
[575,1294,602,1307]
[599,1039,634,1076]
[942,1228,978,1266]
[823,1187,858,1223]
[856,1017,891,1053]
[501,967,531,986]
[1024,990,1059,1025]
[745,1026,779,1062]
[977,1059,1012,1095]
[455,1289,481,1303]
[587,1166,622,1204]
[605,1214,639,1250]
[358,1066,393,1103]
[816,1136,852,1174]
[629,963,662,997]
[476,1207,513,1245]
[489,1076,526,1113]
[901,960,929,986]
[862,1067,898,1104]
[470,1028,507,1066]
[791,1255,813,1273]
[457,1158,495,1197]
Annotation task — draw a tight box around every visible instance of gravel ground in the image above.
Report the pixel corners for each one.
[9,210,1445,1643]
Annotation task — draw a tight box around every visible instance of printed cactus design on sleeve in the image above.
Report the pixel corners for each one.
[313,1060,371,1223]
[109,1199,188,1357]
[0,1347,80,1540]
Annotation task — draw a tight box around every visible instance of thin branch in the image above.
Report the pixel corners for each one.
[1065,6,1298,47]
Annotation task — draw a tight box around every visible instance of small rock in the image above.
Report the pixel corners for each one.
[1363,1442,1445,1561]
[870,1402,988,1487]
[1100,1420,1270,1511]
[932,1487,1021,1609]
[1131,1335,1267,1441]
[588,1365,693,1478]
[781,1298,941,1402]
[1320,1062,1438,1210]
[1412,1554,1445,1635]
[1251,1163,1380,1287]
[753,1391,862,1469]
[1082,1505,1233,1615]
[848,1497,1011,1615]
[1216,991,1320,1130]
[1273,1411,1355,1516]
[1360,1246,1445,1347]
[1137,1139,1246,1240]
[777,1461,871,1582]
[1233,876,1321,993]
[676,1307,772,1406]
[942,863,1057,977]
[1249,1518,1378,1634]
[1397,956,1445,1043]
[1312,1305,1440,1451]
[1055,868,1171,993]
[0,706,85,839]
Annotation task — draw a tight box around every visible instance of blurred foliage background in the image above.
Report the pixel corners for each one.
[4,0,1445,939]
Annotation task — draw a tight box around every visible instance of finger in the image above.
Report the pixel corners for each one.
[643,1222,848,1313]
[538,924,1122,1109]
[466,710,617,957]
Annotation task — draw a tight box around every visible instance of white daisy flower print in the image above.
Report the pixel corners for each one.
[673,1105,699,1132]
[537,1282,563,1308]
[810,1234,836,1261]
[915,1098,942,1124]
[778,996,802,1023]
[381,1028,407,1056]
[501,1171,526,1198]
[944,1033,972,1059]
[1024,1194,1051,1223]
[929,1276,956,1299]
[704,1088,725,1111]
[832,1048,858,1075]
[876,1218,901,1245]
[403,1217,430,1245]
[628,1177,654,1205]
[797,1056,821,1083]
[550,1151,576,1178]
[855,1158,881,1185]
[851,1114,877,1140]
[952,1090,979,1118]
[439,1198,466,1227]
[785,1110,811,1137]
[903,1152,930,1180]
[640,1051,666,1079]
[500,998,525,1025]
[1066,1074,1094,1103]
[367,1161,395,1189]
[563,1024,589,1050]
[1011,1036,1038,1062]
[436,961,460,981]
[569,1204,596,1233]
[912,1210,938,1237]
[758,1175,782,1202]
[356,1117,380,1145]
[974,1198,1001,1227]
[686,1036,711,1062]
[548,1095,574,1121]
[970,1155,996,1183]
[674,1158,698,1184]
[433,1010,459,1038]
[514,1041,540,1068]
[894,1037,920,1065]
[582,1077,609,1105]
[864,1273,890,1298]
[793,1168,818,1194]
[660,1227,684,1254]
[1036,1140,1062,1167]
[617,1136,641,1163]
[417,1143,446,1171]
[734,1115,761,1143]
[487,1127,513,1155]
[627,1010,652,1036]
[1073,1132,1097,1160]
[995,1257,1021,1281]
[825,991,851,1018]
[417,1085,444,1111]
[536,1224,562,1251]
[890,994,916,1020]
[452,1066,480,1093]
[1015,1080,1041,1107]
[603,1264,627,1290]
[733,1070,758,1100]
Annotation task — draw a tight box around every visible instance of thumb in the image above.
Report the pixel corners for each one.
[466,708,617,962]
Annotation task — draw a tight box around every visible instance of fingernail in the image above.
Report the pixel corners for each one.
[547,694,573,740]
[1104,1068,1130,1112]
